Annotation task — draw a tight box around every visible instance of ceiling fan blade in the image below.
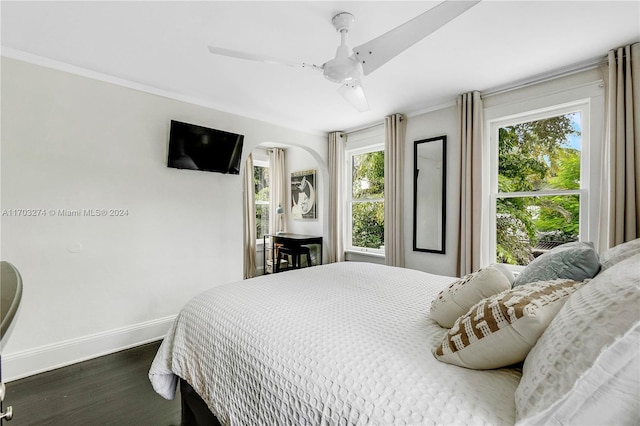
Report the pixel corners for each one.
[353,0,480,76]
[208,46,322,70]
[338,79,370,112]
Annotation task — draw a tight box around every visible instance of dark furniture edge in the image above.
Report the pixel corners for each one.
[180,378,222,426]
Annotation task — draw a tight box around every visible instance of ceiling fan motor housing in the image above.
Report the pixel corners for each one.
[323,45,361,83]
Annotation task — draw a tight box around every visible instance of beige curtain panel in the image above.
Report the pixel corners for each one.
[384,114,406,267]
[600,42,639,250]
[269,148,287,236]
[243,153,257,279]
[457,91,485,277]
[328,131,346,263]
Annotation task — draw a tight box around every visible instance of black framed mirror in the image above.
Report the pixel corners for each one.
[413,135,446,253]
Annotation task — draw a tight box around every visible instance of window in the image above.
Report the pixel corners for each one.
[489,102,589,266]
[254,160,270,240]
[346,145,385,253]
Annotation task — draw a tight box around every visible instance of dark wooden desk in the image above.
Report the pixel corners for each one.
[263,233,323,273]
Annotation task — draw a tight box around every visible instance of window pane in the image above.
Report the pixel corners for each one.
[352,151,384,199]
[498,113,581,192]
[496,195,580,266]
[352,201,384,249]
[256,202,269,239]
[254,166,269,198]
[254,165,270,238]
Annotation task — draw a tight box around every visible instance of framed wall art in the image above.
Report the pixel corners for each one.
[291,169,317,219]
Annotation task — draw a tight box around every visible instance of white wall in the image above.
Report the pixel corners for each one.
[0,57,327,380]
[404,105,459,276]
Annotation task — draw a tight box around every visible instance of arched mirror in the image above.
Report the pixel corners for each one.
[413,136,446,253]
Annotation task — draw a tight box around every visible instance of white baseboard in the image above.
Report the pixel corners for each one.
[2,315,176,382]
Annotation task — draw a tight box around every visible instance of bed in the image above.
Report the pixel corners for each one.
[150,241,640,426]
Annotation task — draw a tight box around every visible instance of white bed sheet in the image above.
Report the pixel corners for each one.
[150,262,521,425]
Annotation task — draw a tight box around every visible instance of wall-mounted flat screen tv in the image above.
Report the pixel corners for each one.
[167,120,244,175]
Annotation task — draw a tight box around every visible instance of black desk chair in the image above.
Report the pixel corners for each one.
[1,261,22,422]
[275,246,312,272]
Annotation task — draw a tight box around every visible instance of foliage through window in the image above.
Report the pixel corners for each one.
[496,111,582,266]
[348,148,384,252]
[254,163,270,239]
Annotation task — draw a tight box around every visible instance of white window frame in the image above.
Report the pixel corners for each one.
[345,133,385,255]
[487,101,591,269]
[481,77,604,272]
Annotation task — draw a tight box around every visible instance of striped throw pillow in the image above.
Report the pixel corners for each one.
[433,279,586,369]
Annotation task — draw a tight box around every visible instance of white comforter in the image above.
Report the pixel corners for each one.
[149,262,521,425]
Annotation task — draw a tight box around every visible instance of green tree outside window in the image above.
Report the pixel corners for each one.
[351,150,384,249]
[254,165,270,239]
[497,113,581,265]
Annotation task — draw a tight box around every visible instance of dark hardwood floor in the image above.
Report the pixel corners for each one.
[4,341,181,426]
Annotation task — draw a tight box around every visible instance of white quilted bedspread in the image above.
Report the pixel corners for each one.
[149,262,521,425]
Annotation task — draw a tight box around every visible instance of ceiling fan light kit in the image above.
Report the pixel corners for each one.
[322,56,361,84]
[207,1,480,112]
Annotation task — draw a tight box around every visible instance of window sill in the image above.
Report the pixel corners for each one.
[345,249,385,259]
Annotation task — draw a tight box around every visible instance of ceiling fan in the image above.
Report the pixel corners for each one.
[208,1,480,112]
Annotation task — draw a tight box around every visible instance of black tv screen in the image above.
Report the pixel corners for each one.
[167,120,244,174]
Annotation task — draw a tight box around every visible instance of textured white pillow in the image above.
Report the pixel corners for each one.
[430,265,512,328]
[600,237,640,270]
[491,263,516,285]
[433,279,584,369]
[515,254,640,425]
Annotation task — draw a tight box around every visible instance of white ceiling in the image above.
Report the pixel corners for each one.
[2,1,639,134]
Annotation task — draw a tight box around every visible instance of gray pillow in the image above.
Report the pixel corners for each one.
[513,241,601,287]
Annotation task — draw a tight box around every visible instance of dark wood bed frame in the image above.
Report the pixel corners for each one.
[179,379,221,426]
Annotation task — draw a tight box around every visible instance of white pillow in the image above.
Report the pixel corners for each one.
[491,263,516,285]
[518,325,639,425]
[600,237,640,270]
[433,279,584,369]
[430,265,512,328]
[515,254,640,425]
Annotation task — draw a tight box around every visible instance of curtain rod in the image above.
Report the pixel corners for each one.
[342,114,405,135]
[483,55,606,98]
[340,122,384,133]
[343,122,383,135]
